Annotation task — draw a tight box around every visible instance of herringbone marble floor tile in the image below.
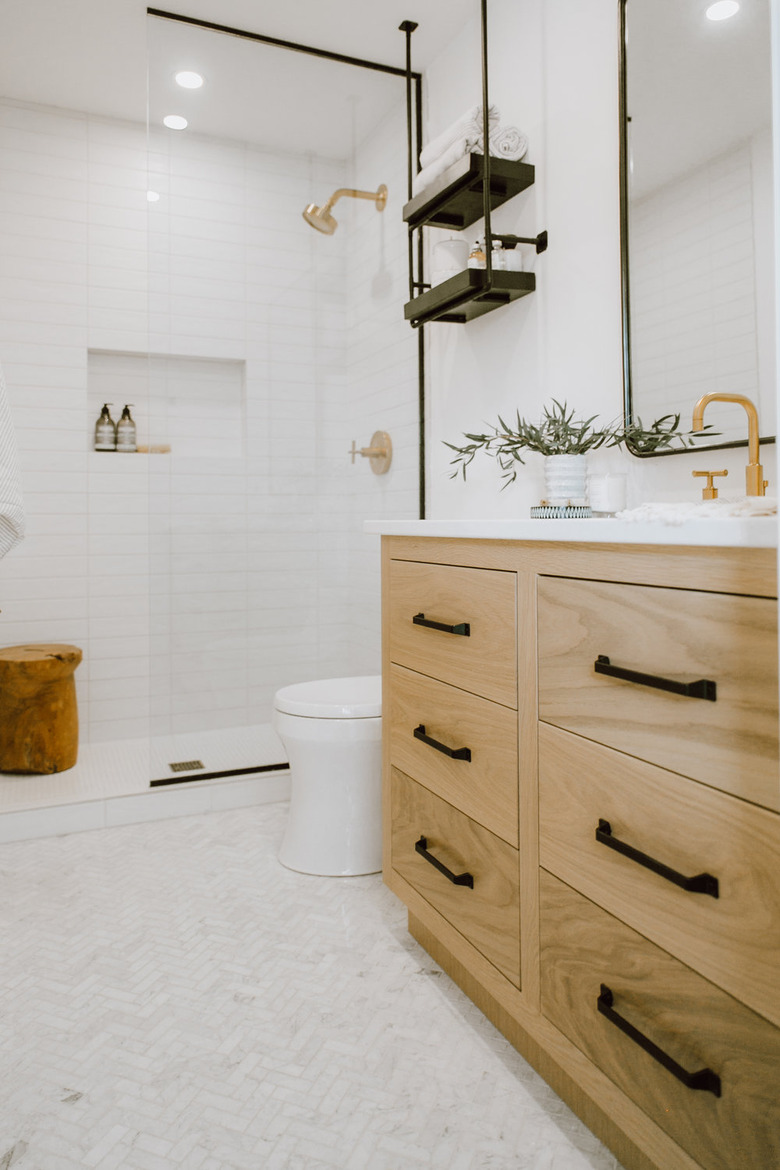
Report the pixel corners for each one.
[0,804,623,1169]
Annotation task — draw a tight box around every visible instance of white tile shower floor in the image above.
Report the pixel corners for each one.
[0,802,624,1170]
[0,725,290,843]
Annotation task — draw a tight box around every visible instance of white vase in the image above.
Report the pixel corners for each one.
[543,454,588,505]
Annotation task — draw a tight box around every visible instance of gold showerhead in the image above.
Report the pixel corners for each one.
[302,184,387,234]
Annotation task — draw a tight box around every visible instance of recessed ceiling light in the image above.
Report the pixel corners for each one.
[175,71,203,89]
[706,1,739,20]
[146,190,160,202]
[163,114,188,130]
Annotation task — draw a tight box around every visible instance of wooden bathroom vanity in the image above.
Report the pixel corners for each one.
[376,524,780,1170]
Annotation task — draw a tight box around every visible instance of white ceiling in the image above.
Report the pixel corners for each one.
[0,0,476,158]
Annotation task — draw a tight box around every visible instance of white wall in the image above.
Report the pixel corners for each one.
[423,0,776,518]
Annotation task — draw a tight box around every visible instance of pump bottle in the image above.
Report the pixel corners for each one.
[116,405,137,453]
[94,403,117,452]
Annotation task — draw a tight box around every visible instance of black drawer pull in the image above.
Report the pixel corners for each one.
[597,984,721,1097]
[594,655,716,701]
[413,612,470,636]
[596,820,719,898]
[413,724,472,761]
[415,835,474,887]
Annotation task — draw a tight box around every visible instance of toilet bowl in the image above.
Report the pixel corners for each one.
[273,675,382,876]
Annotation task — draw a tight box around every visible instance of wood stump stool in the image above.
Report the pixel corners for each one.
[0,644,83,773]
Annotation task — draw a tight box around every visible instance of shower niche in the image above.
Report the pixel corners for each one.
[87,352,246,459]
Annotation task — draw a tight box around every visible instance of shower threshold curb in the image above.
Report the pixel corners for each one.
[0,767,291,844]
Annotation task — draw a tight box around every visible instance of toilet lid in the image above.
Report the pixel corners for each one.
[274,675,382,719]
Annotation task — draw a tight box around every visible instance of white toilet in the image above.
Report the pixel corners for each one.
[273,675,383,876]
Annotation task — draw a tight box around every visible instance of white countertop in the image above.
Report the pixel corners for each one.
[364,516,778,548]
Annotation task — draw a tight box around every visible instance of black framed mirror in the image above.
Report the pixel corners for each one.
[619,0,776,456]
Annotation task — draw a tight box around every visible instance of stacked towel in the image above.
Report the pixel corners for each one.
[413,107,529,198]
[419,105,500,170]
[0,364,25,559]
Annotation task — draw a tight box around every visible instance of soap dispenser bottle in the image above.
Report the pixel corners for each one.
[116,404,137,453]
[94,403,117,452]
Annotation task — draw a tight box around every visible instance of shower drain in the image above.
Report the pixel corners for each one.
[168,759,205,772]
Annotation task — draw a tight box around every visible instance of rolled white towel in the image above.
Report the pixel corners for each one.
[0,363,25,559]
[486,125,529,161]
[419,104,499,169]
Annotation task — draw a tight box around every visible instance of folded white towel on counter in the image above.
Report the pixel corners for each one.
[616,498,778,524]
[0,364,25,559]
[411,125,530,198]
[419,104,499,169]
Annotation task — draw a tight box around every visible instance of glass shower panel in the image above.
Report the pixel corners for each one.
[145,14,415,781]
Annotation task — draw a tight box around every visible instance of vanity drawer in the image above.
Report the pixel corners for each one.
[537,576,779,810]
[538,723,780,1027]
[388,664,518,846]
[540,871,780,1170]
[387,559,517,707]
[391,766,520,987]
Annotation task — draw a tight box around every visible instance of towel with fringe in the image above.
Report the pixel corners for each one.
[412,126,529,198]
[0,364,25,559]
[419,105,500,170]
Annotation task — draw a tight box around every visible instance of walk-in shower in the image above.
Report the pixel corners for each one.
[0,6,420,836]
[302,184,388,234]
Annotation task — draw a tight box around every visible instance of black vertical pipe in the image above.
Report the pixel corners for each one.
[401,21,418,302]
[400,21,426,519]
[400,22,417,199]
[480,0,493,285]
[618,0,632,432]
[415,70,425,519]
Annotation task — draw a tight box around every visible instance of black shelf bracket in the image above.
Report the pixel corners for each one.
[492,230,548,254]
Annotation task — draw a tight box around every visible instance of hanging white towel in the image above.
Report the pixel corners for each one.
[0,363,25,559]
[419,105,500,170]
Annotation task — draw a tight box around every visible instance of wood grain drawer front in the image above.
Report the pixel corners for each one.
[537,576,779,811]
[388,559,517,707]
[538,723,780,1028]
[388,664,519,847]
[540,871,780,1170]
[391,767,520,987]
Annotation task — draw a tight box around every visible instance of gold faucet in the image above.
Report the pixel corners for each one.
[691,393,768,496]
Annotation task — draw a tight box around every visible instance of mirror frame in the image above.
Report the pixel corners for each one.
[618,0,776,457]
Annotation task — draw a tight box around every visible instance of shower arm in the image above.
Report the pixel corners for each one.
[323,186,387,213]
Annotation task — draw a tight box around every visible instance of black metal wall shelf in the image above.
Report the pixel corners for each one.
[403,154,535,231]
[402,3,546,329]
[405,269,535,326]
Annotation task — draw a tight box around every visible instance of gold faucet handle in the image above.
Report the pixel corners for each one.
[692,469,728,500]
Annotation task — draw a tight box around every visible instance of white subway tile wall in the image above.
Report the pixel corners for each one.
[630,142,763,431]
[0,93,417,753]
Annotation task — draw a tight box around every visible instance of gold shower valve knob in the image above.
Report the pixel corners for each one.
[348,431,392,475]
[692,469,728,499]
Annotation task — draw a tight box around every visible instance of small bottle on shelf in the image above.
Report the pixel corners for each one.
[491,239,507,271]
[468,239,486,269]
